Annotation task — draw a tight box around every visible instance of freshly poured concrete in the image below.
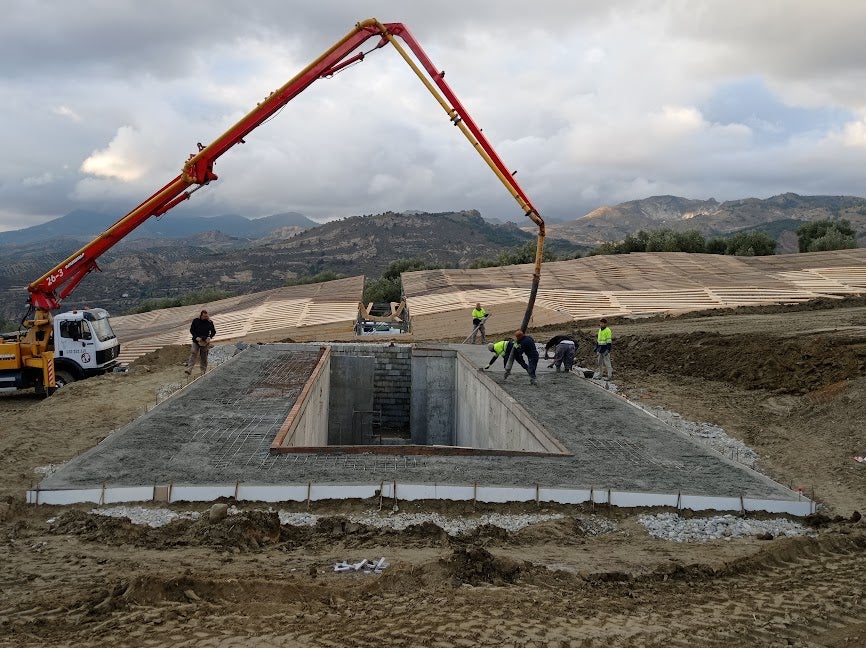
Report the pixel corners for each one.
[34,343,809,512]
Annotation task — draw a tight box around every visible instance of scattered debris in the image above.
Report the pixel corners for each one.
[334,557,388,573]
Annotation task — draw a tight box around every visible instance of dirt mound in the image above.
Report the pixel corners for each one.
[49,509,283,551]
[49,509,148,545]
[129,344,189,369]
[47,509,460,552]
[445,545,524,585]
[619,331,866,393]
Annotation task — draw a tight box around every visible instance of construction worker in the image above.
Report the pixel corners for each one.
[551,337,577,372]
[594,318,612,380]
[185,309,216,375]
[470,303,489,344]
[543,334,574,359]
[481,339,514,370]
[511,330,540,385]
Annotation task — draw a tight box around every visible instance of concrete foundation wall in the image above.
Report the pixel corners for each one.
[410,348,456,445]
[327,343,411,433]
[455,354,566,453]
[272,349,331,448]
[328,354,375,444]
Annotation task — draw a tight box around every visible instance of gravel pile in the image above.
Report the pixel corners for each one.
[88,505,587,536]
[87,506,812,543]
[638,512,814,542]
[277,509,571,536]
[92,505,200,527]
[640,406,758,467]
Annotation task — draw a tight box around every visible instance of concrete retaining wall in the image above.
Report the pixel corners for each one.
[328,343,411,433]
[410,348,456,445]
[272,348,331,448]
[328,354,375,444]
[454,354,568,454]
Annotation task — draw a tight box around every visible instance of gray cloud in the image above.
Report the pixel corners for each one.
[2,0,866,232]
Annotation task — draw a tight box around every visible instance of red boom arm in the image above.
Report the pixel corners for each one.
[28,18,544,321]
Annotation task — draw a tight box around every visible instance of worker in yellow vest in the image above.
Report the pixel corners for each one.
[470,303,489,344]
[481,339,513,369]
[594,318,613,380]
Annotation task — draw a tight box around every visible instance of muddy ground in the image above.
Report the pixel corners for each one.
[2,299,866,647]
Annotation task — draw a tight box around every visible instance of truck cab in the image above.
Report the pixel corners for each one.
[0,308,120,392]
[52,309,120,386]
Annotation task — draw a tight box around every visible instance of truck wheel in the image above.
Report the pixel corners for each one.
[54,369,76,388]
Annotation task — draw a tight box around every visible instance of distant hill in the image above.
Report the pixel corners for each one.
[0,210,317,245]
[0,209,533,320]
[547,193,866,252]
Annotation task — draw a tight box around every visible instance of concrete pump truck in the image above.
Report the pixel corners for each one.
[0,18,544,395]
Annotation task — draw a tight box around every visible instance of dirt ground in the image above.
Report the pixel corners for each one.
[2,299,866,647]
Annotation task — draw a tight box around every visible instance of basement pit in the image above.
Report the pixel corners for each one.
[30,342,814,516]
[270,344,570,457]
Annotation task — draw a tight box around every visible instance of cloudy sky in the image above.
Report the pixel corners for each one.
[2,0,866,232]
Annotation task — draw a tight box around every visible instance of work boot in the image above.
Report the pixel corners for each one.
[530,378,538,386]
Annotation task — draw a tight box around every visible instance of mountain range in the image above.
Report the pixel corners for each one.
[0,210,317,246]
[546,193,866,251]
[1,194,863,322]
[0,209,533,321]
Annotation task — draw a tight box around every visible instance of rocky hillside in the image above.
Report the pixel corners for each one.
[0,209,532,320]
[548,193,866,251]
[3,194,865,322]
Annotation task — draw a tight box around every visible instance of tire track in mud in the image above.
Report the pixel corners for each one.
[4,531,862,647]
[295,534,865,648]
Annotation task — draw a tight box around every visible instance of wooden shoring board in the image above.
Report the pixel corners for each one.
[750,248,866,271]
[799,267,866,289]
[773,270,860,292]
[298,302,359,327]
[612,289,725,311]
[306,276,366,303]
[287,320,359,342]
[210,307,257,340]
[705,288,821,305]
[247,298,309,333]
[406,288,519,317]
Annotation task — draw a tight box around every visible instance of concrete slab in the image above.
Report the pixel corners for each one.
[36,343,807,512]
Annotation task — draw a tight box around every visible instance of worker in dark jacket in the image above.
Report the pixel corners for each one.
[551,337,577,372]
[510,330,540,385]
[185,309,216,375]
[543,334,574,359]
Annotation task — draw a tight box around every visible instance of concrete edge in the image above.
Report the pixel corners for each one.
[25,482,816,516]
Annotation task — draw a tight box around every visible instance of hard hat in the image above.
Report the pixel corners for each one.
[487,343,494,351]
